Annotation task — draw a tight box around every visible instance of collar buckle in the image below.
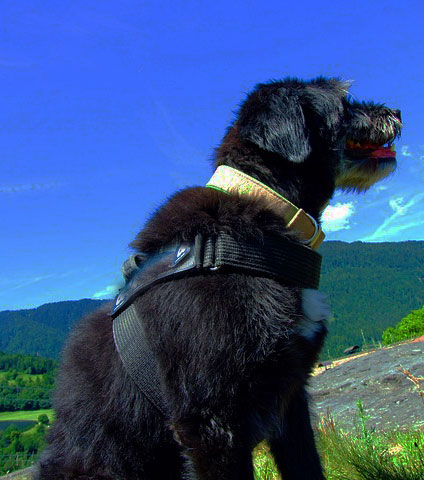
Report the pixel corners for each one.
[299,213,320,247]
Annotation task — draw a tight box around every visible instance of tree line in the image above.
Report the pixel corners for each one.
[0,353,57,412]
[0,352,57,375]
[382,304,424,345]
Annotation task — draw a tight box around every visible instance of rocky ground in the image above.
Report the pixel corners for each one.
[0,468,33,479]
[308,338,424,432]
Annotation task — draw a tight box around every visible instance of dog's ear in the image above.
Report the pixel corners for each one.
[237,87,311,163]
[303,78,351,138]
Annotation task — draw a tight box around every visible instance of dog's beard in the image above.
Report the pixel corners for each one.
[336,156,397,191]
[335,131,399,191]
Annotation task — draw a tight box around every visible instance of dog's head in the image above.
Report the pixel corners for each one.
[338,100,402,191]
[216,77,402,215]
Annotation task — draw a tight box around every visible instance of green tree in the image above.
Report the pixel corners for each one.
[38,414,49,425]
[382,305,424,345]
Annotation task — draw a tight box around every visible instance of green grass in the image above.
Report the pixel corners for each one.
[252,402,424,480]
[253,442,280,480]
[0,410,54,422]
[318,422,424,479]
[253,430,424,480]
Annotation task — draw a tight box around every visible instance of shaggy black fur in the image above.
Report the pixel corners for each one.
[36,77,402,479]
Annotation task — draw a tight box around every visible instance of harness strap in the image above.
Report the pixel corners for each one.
[112,232,321,318]
[203,232,321,287]
[111,232,322,416]
[113,303,168,415]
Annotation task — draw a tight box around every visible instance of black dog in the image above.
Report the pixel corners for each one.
[36,77,402,479]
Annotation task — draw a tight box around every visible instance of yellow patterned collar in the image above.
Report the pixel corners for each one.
[206,165,325,250]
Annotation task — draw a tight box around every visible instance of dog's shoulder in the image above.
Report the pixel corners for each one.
[130,186,289,253]
[59,304,116,376]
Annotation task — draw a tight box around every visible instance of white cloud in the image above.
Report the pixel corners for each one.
[375,185,388,193]
[369,217,424,239]
[401,145,412,157]
[362,192,424,241]
[0,181,63,193]
[389,196,408,215]
[4,274,57,292]
[92,284,119,299]
[0,268,84,293]
[321,202,355,232]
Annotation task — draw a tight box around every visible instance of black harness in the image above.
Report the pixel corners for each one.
[110,232,322,415]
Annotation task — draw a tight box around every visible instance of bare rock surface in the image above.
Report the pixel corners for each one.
[0,467,34,479]
[308,340,424,432]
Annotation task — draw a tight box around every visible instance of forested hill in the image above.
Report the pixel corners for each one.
[319,241,424,358]
[0,299,108,359]
[0,241,423,360]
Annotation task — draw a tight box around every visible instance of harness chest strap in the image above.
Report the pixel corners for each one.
[111,232,322,416]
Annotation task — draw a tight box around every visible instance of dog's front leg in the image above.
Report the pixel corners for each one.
[171,416,255,480]
[268,389,325,480]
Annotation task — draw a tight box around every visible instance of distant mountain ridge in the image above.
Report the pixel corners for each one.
[0,299,108,359]
[1,241,423,360]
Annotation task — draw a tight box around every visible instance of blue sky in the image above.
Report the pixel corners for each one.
[2,0,424,310]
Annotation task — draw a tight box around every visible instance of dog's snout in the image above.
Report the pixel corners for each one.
[394,109,402,121]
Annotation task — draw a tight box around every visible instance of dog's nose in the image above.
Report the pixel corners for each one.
[394,109,402,121]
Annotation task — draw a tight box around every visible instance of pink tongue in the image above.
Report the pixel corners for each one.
[370,147,396,158]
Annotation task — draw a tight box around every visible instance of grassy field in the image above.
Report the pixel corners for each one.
[0,411,53,477]
[0,410,54,422]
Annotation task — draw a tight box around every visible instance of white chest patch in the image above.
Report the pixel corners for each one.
[298,289,331,341]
